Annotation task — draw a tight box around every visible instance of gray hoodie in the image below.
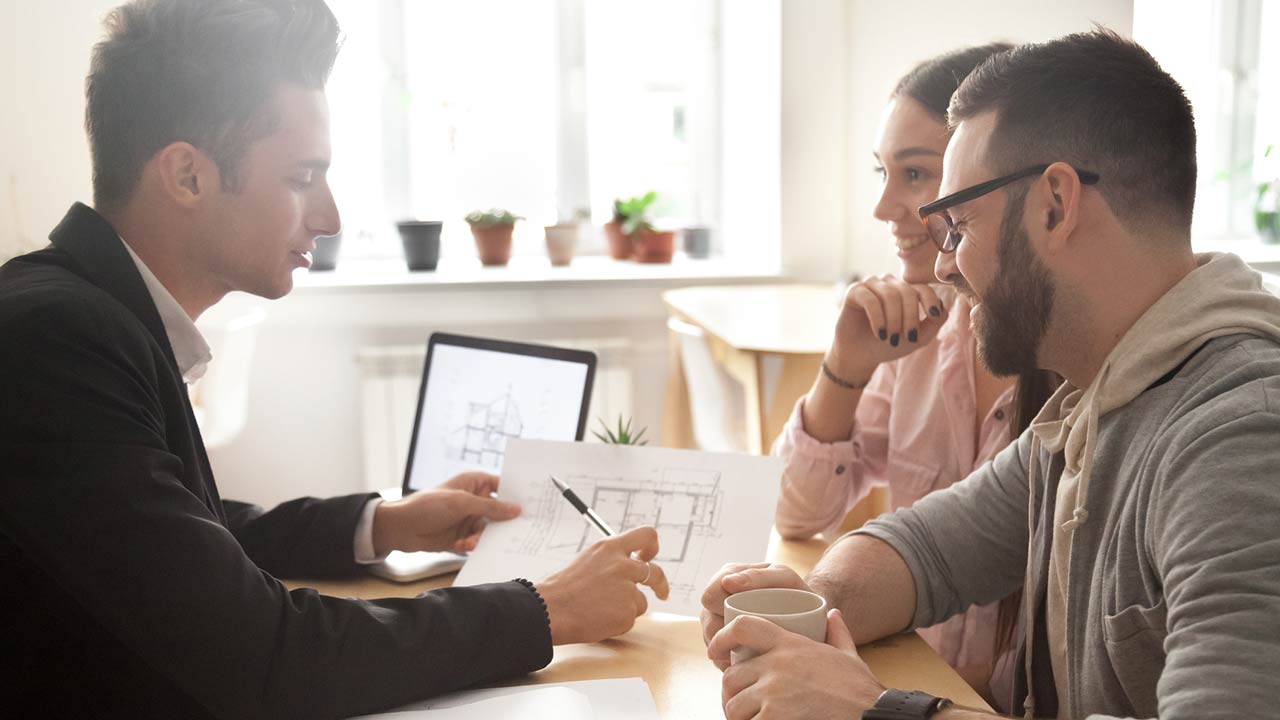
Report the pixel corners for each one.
[853,253,1280,719]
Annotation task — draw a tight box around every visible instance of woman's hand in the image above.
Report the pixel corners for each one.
[826,275,949,384]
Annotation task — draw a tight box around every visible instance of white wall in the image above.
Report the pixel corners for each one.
[0,0,117,260]
[779,0,849,282]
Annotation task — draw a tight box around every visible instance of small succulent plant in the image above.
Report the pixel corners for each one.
[592,414,649,445]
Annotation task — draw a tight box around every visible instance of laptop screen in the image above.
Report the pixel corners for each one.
[402,334,595,493]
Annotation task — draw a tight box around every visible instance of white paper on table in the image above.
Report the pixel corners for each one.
[347,686,593,719]
[352,678,659,720]
[454,439,782,617]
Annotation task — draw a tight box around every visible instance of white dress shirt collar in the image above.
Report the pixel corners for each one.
[120,240,212,384]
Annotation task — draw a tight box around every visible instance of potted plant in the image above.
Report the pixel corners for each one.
[544,223,578,266]
[465,208,523,266]
[310,230,342,271]
[592,414,649,445]
[630,221,676,264]
[1256,144,1278,245]
[606,192,658,260]
[395,220,443,271]
[682,226,712,259]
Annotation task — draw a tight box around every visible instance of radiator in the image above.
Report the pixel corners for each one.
[355,339,635,493]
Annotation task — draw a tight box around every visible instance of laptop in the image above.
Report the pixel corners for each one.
[368,332,596,582]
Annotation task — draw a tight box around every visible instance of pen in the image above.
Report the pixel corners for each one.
[550,475,615,537]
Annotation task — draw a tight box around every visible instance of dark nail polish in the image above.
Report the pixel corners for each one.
[890,333,900,347]
[930,306,941,317]
[878,328,887,341]
[908,329,918,343]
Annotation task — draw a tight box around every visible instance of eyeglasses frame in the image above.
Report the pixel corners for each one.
[917,164,1100,253]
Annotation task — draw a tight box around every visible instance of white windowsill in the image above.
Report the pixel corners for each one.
[292,254,785,293]
[1196,235,1280,270]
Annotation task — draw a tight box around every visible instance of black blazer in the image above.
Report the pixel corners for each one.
[0,204,552,719]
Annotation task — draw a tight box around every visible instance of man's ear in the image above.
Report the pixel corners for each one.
[1035,161,1084,254]
[153,142,218,208]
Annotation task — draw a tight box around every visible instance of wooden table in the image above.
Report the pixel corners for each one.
[286,533,990,718]
[662,284,888,530]
[663,284,838,455]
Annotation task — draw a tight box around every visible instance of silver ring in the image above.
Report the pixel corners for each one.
[640,562,652,585]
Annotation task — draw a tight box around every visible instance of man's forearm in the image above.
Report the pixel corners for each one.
[807,534,917,644]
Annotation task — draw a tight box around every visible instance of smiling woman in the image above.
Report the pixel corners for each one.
[773,42,1060,713]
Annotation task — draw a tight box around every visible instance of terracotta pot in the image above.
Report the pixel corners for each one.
[469,223,514,266]
[544,224,578,266]
[604,220,632,260]
[632,228,676,263]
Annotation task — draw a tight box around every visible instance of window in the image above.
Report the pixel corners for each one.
[323,0,776,265]
[1134,0,1280,254]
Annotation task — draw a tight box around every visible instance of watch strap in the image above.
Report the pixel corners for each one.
[861,689,951,720]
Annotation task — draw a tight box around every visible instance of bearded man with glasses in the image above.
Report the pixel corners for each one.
[701,29,1280,720]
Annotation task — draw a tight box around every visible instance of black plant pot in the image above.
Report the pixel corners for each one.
[310,231,341,271]
[683,226,712,258]
[396,221,443,271]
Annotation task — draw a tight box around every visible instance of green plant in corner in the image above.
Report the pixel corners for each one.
[1255,144,1279,244]
[464,208,524,227]
[592,414,649,445]
[613,191,659,235]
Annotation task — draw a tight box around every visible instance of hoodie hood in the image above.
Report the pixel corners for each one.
[1018,252,1280,718]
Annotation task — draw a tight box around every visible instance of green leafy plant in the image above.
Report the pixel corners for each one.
[1256,144,1279,244]
[464,208,523,226]
[592,414,648,445]
[612,191,658,235]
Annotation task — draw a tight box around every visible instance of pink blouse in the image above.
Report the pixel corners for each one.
[773,292,1018,709]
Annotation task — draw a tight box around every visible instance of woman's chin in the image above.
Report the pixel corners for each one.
[897,250,940,283]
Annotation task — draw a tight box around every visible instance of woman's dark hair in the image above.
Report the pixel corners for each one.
[892,43,1014,120]
[86,0,342,212]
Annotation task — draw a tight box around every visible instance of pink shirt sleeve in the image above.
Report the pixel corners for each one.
[772,360,895,539]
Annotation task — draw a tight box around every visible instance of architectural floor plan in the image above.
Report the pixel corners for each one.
[454,439,781,616]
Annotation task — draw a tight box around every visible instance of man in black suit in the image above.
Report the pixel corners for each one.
[0,1,668,718]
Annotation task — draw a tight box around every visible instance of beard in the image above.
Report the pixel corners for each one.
[972,188,1055,377]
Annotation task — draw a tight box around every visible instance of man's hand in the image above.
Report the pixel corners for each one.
[371,472,521,555]
[700,562,810,652]
[537,526,671,645]
[708,609,884,720]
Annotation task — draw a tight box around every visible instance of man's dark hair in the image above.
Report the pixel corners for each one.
[86,0,341,212]
[893,42,1014,121]
[949,28,1196,235]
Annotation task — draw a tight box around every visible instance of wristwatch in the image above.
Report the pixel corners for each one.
[862,689,951,719]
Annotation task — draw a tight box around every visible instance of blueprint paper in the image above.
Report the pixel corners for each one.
[454,439,782,617]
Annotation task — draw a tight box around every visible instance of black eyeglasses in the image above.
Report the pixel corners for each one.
[917,164,1100,253]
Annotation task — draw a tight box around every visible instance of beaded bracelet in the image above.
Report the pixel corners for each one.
[821,359,868,390]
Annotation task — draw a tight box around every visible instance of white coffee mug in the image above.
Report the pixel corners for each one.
[723,587,828,663]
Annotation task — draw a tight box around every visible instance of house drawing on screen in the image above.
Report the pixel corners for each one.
[450,388,523,467]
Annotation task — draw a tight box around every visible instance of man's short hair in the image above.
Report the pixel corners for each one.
[949,29,1196,236]
[86,0,341,212]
